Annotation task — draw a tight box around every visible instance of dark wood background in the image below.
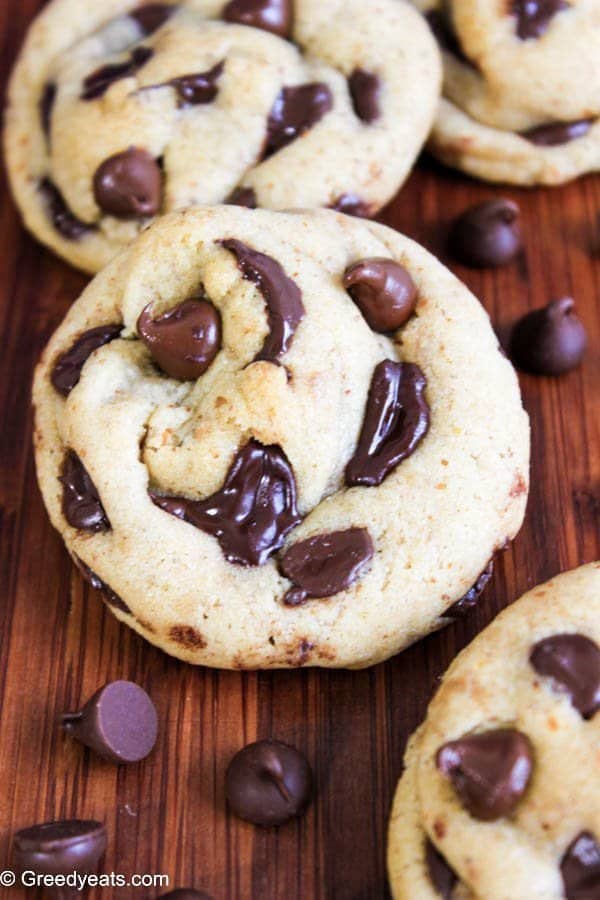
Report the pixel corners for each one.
[1,2,599,897]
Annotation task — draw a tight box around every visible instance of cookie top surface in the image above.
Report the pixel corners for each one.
[5,0,440,273]
[388,562,600,899]
[33,206,529,669]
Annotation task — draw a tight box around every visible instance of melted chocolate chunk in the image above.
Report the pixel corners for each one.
[530,633,600,719]
[443,560,494,619]
[265,83,333,155]
[346,360,429,487]
[227,186,258,208]
[425,839,457,899]
[51,324,122,397]
[425,10,471,65]
[94,147,162,218]
[280,527,374,607]
[130,3,175,34]
[170,62,224,106]
[223,0,293,38]
[82,46,153,101]
[343,258,417,332]
[220,238,304,361]
[150,440,301,566]
[75,557,131,614]
[511,0,568,40]
[138,299,221,380]
[40,82,56,137]
[436,728,533,821]
[561,832,600,900]
[13,821,107,878]
[348,69,381,124]
[510,297,587,375]
[330,194,372,218]
[60,452,110,533]
[521,119,594,146]
[39,179,95,240]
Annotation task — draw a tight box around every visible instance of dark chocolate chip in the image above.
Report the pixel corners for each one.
[40,82,56,137]
[93,147,162,218]
[561,832,600,900]
[425,839,458,900]
[511,0,568,40]
[425,10,471,66]
[220,238,304,361]
[60,452,110,533]
[82,46,153,101]
[13,820,107,877]
[345,360,430,487]
[280,527,373,607]
[150,440,301,566]
[223,0,293,38]
[348,69,381,124]
[130,3,175,35]
[51,325,122,397]
[509,297,587,375]
[170,61,224,106]
[74,557,131,614]
[227,186,258,208]
[226,740,312,827]
[530,633,600,719]
[39,179,95,240]
[449,199,521,268]
[159,892,213,900]
[265,83,333,155]
[343,258,417,332]
[436,728,533,821]
[329,194,372,218]
[443,560,494,619]
[521,119,594,146]
[61,681,158,764]
[137,298,221,380]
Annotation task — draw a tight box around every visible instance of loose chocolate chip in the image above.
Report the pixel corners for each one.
[130,3,175,35]
[561,832,600,900]
[329,194,372,218]
[93,147,162,218]
[509,297,587,375]
[137,298,221,380]
[223,0,292,38]
[61,681,158,764]
[280,527,374,607]
[60,452,110,533]
[348,69,381,124]
[170,61,224,106]
[159,892,213,900]
[13,820,107,877]
[521,119,594,146]
[226,740,312,827]
[265,83,333,155]
[425,839,458,900]
[443,560,494,619]
[51,324,122,397]
[511,0,568,40]
[40,82,56,137]
[530,633,600,719]
[82,46,153,101]
[449,199,521,268]
[39,179,95,240]
[75,557,131,614]
[346,360,430,487]
[227,186,258,208]
[436,728,533,821]
[220,238,304,361]
[343,258,417,332]
[425,10,471,66]
[150,440,301,566]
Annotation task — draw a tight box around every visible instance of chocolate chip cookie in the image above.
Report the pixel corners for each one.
[33,206,529,668]
[5,0,441,273]
[388,562,600,898]
[412,1,600,185]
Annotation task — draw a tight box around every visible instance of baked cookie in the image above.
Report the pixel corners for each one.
[33,206,529,669]
[412,0,600,185]
[5,0,441,274]
[388,562,600,899]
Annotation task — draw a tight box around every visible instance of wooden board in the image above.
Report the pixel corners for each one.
[0,3,598,897]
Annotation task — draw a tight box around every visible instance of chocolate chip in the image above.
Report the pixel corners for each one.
[13,820,107,878]
[436,728,533,820]
[449,199,521,268]
[82,46,153,101]
[442,560,494,619]
[61,681,158,764]
[60,452,110,533]
[227,186,258,208]
[280,527,374,607]
[226,740,312,827]
[40,82,56,137]
[130,3,175,34]
[220,239,304,361]
[329,194,372,218]
[159,892,213,900]
[150,440,300,566]
[511,0,568,40]
[138,298,221,380]
[509,297,587,375]
[521,119,594,146]
[561,832,600,900]
[425,839,457,899]
[74,557,131,614]
[94,147,162,218]
[348,69,381,123]
[170,61,224,106]
[346,360,429,487]
[223,0,293,38]
[265,83,333,155]
[51,325,122,397]
[39,179,95,240]
[343,258,417,332]
[530,633,600,719]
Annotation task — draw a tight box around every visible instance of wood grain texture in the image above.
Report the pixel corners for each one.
[0,3,598,897]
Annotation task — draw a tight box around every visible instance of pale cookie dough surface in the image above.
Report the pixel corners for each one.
[33,206,529,669]
[412,0,600,185]
[388,562,600,899]
[5,0,440,273]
